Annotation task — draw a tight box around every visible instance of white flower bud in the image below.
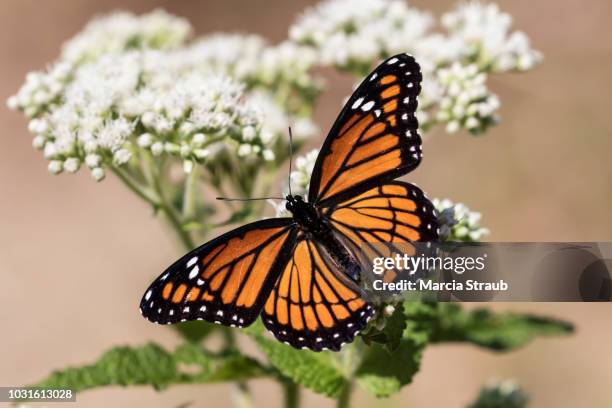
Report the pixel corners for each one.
[183,160,194,173]
[237,144,252,156]
[151,142,164,156]
[446,121,460,133]
[263,149,275,161]
[179,122,195,136]
[137,133,153,147]
[6,95,18,110]
[192,133,206,145]
[113,148,132,165]
[84,140,98,153]
[63,157,80,173]
[91,167,105,182]
[43,142,57,158]
[383,304,396,316]
[164,142,180,154]
[32,135,46,149]
[465,117,480,129]
[48,160,63,174]
[260,130,275,144]
[193,148,209,159]
[141,111,156,127]
[85,154,101,168]
[180,144,191,157]
[242,126,256,141]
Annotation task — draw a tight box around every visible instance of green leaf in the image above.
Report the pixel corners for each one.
[429,304,573,351]
[356,302,433,398]
[27,342,268,397]
[360,304,407,352]
[251,334,346,397]
[173,320,214,343]
[173,343,269,383]
[468,380,529,408]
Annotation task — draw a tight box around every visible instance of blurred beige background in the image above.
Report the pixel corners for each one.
[1,0,612,407]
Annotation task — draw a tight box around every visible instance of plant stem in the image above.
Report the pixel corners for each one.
[283,381,300,408]
[148,159,196,250]
[110,166,159,206]
[182,164,199,220]
[337,381,353,408]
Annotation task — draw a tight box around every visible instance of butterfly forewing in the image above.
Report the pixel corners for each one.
[261,235,373,351]
[140,218,297,327]
[309,54,423,206]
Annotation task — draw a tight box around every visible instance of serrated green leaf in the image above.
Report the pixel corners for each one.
[360,304,407,351]
[356,338,426,397]
[429,304,573,351]
[356,302,433,398]
[251,334,346,397]
[173,343,268,383]
[173,320,214,343]
[27,342,267,398]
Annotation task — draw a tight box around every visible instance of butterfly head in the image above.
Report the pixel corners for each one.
[285,194,321,229]
[285,194,304,213]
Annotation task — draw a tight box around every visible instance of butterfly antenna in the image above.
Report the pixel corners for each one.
[288,126,294,197]
[216,197,284,202]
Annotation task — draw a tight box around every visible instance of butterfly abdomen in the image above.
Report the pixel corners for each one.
[287,195,363,283]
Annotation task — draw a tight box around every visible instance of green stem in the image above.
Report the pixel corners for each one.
[110,166,159,206]
[283,381,300,408]
[337,381,353,408]
[182,165,199,219]
[149,159,195,251]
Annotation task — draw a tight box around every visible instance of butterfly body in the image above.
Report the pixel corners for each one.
[286,194,363,283]
[141,53,439,352]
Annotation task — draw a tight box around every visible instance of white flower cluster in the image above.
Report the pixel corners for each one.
[289,148,319,196]
[290,0,433,70]
[442,2,542,72]
[435,63,500,134]
[433,198,489,242]
[180,35,320,111]
[9,11,318,181]
[61,9,191,63]
[290,0,541,135]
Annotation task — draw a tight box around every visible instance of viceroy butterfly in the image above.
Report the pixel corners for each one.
[140,53,439,351]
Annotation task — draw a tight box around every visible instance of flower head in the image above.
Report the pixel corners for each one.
[61,9,191,63]
[9,11,318,181]
[290,0,432,72]
[442,2,542,72]
[433,198,489,242]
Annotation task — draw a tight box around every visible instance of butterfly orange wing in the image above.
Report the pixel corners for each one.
[140,218,297,327]
[261,235,373,351]
[324,181,438,255]
[309,54,423,207]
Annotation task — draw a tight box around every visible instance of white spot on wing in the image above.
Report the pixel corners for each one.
[188,265,199,279]
[361,101,375,111]
[351,97,364,109]
[187,256,198,267]
[387,57,399,65]
[145,290,152,301]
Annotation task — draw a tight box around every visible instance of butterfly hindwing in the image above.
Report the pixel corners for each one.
[262,235,373,351]
[140,218,297,327]
[309,54,423,206]
[324,181,439,293]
